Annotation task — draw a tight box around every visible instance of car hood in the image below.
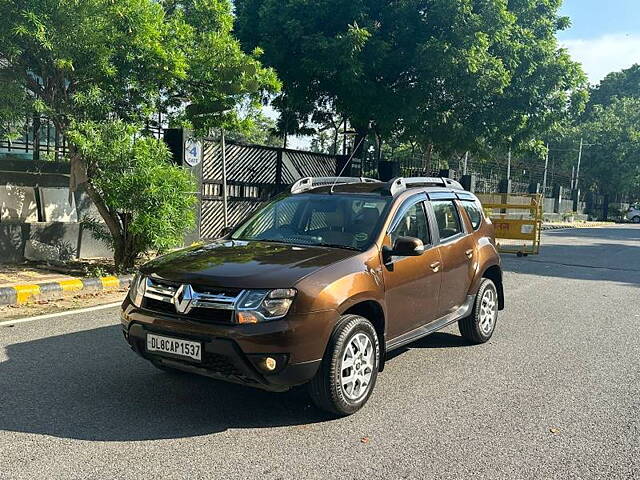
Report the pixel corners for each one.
[140,240,358,289]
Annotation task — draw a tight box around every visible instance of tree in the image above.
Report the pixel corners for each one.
[0,0,279,269]
[68,121,197,268]
[576,98,640,198]
[587,64,640,112]
[235,0,587,157]
[223,108,281,147]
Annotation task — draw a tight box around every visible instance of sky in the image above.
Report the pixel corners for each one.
[558,0,640,84]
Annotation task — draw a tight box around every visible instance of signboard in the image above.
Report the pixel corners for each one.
[184,138,202,167]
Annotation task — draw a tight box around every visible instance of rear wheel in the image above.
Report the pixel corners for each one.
[308,314,379,416]
[459,278,498,344]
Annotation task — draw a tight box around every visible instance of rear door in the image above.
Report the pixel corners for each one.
[381,195,443,339]
[427,194,476,315]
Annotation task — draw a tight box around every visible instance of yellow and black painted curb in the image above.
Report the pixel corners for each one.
[0,275,132,306]
[541,222,614,231]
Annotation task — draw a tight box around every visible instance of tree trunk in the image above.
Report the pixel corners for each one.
[82,176,132,271]
[113,236,138,271]
[425,143,433,173]
[352,126,368,160]
[61,125,132,271]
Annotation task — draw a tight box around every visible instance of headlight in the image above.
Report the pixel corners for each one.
[129,273,147,307]
[236,288,296,324]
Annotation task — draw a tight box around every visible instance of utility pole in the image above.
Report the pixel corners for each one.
[575,137,583,192]
[342,119,347,156]
[463,151,468,176]
[572,137,584,212]
[571,165,575,190]
[507,146,511,181]
[542,143,549,195]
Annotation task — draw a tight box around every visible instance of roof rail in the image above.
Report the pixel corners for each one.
[388,177,464,196]
[290,176,381,194]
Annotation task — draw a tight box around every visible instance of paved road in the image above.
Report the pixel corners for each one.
[1,226,639,479]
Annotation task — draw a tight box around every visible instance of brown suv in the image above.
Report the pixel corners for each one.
[121,176,504,415]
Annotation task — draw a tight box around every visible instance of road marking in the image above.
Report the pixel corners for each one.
[0,302,122,327]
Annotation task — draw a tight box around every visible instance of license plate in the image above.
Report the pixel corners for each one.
[146,333,202,362]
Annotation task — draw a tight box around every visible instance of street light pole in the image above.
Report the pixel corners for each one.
[542,143,549,195]
[507,146,511,181]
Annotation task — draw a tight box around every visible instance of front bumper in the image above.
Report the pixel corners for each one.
[121,298,336,391]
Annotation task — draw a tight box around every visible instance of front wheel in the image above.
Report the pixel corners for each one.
[632,216,640,224]
[459,278,498,344]
[308,314,380,416]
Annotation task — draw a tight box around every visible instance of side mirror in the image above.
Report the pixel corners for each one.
[219,226,233,237]
[383,236,425,260]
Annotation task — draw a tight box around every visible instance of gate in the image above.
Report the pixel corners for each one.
[199,140,343,239]
[476,193,543,256]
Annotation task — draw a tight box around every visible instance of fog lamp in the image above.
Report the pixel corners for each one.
[263,357,277,371]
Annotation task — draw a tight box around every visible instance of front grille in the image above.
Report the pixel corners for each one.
[141,277,240,324]
[142,297,234,323]
[202,352,247,378]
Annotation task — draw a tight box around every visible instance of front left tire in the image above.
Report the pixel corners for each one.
[459,278,498,344]
[308,314,380,416]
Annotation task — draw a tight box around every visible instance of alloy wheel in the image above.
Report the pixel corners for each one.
[340,333,374,401]
[479,288,497,335]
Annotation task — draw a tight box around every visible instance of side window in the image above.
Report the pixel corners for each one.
[462,201,483,230]
[390,201,430,245]
[431,200,463,240]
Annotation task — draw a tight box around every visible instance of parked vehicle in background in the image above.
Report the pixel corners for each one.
[627,204,640,223]
[121,176,504,415]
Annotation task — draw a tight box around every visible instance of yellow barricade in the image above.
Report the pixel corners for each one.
[476,193,543,256]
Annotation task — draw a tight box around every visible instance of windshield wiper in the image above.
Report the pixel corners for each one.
[313,243,361,251]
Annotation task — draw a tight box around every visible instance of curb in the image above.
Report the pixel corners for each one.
[541,222,613,231]
[0,275,132,306]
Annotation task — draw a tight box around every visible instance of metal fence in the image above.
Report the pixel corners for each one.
[0,114,165,160]
[199,140,344,239]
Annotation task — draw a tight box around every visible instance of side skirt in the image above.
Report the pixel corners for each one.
[386,295,475,352]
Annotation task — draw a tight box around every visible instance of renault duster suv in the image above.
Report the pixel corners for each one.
[122,176,504,415]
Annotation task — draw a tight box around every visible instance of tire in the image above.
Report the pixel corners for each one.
[632,216,640,224]
[308,314,380,416]
[459,278,498,344]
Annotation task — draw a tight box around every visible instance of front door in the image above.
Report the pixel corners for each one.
[381,196,442,340]
[429,198,476,315]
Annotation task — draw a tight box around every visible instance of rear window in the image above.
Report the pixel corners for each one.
[431,200,463,240]
[462,201,483,230]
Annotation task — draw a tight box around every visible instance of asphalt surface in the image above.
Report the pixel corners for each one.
[1,225,639,479]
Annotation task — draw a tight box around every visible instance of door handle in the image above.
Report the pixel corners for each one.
[465,249,473,259]
[429,261,441,272]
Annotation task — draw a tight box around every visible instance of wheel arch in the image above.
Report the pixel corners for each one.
[342,299,387,371]
[480,264,504,310]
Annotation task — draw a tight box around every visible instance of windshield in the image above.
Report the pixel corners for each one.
[231,193,391,250]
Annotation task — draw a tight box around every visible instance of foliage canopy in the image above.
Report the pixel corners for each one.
[68,121,197,268]
[236,0,588,155]
[0,0,280,268]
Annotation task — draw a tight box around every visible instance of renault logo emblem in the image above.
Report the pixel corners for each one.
[173,284,195,314]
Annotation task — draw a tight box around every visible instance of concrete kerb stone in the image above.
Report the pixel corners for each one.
[0,275,132,305]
